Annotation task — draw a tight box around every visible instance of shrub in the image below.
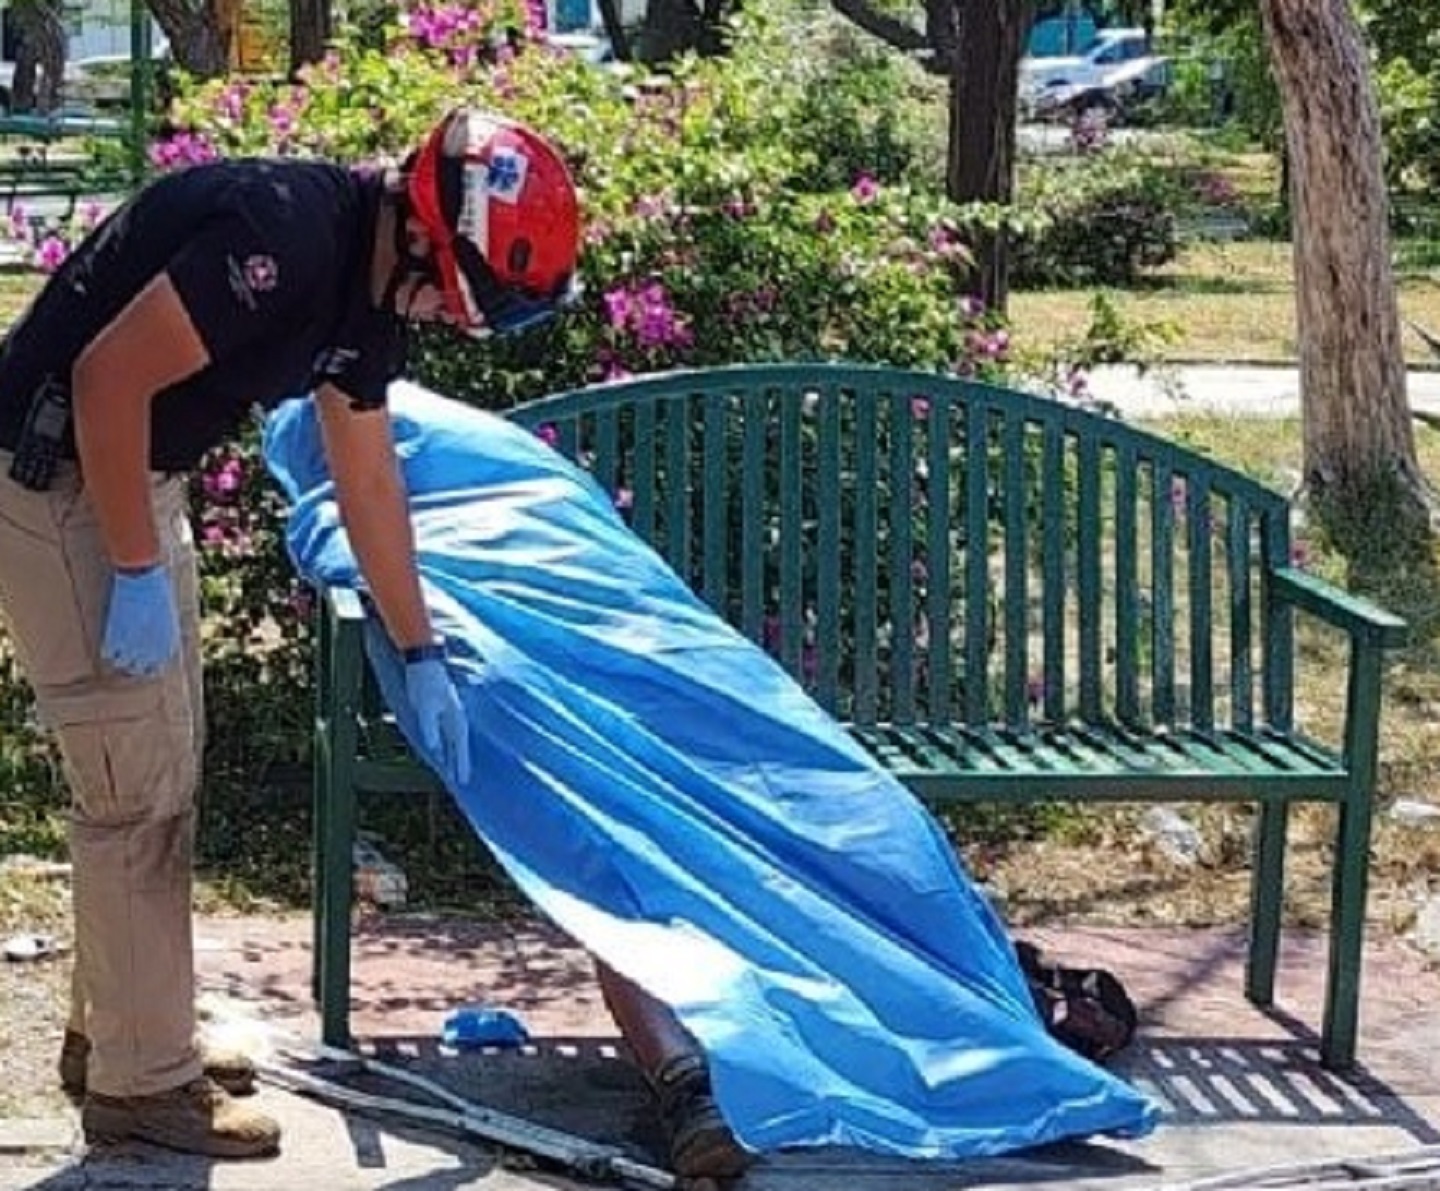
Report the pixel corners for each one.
[1010,150,1181,287]
[782,23,922,194]
[1375,56,1440,195]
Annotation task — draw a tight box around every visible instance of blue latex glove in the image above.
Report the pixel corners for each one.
[405,653,472,785]
[442,1005,529,1050]
[101,565,180,677]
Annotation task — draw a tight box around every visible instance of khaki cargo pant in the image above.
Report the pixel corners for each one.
[0,457,205,1097]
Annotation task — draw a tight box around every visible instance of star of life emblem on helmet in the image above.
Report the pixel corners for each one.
[485,151,527,203]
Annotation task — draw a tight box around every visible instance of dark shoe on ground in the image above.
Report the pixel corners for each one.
[82,1076,280,1159]
[652,1055,751,1181]
[60,1030,257,1100]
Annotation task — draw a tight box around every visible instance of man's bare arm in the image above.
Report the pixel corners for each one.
[72,273,211,568]
[314,384,435,652]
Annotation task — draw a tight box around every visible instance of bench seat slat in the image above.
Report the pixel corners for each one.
[849,722,1344,796]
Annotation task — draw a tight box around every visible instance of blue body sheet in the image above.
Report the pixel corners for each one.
[263,381,1159,1160]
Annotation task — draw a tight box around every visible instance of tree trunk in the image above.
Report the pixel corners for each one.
[12,0,66,113]
[12,39,38,113]
[945,0,1033,311]
[1259,0,1432,562]
[639,0,708,61]
[146,0,231,77]
[594,0,632,62]
[289,0,329,72]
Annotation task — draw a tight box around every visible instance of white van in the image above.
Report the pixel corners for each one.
[1019,28,1170,120]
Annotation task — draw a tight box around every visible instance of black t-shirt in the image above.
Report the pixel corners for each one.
[0,158,405,472]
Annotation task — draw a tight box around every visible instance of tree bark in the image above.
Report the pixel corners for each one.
[289,0,329,72]
[146,0,230,77]
[831,0,926,56]
[11,0,65,113]
[638,0,724,60]
[594,0,632,62]
[945,0,1033,311]
[1259,0,1431,545]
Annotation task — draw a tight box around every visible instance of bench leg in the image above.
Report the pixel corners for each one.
[311,599,364,1050]
[315,744,358,1049]
[311,747,328,1005]
[1245,799,1288,1008]
[1321,786,1373,1071]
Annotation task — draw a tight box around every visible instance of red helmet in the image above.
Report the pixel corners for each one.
[406,108,581,338]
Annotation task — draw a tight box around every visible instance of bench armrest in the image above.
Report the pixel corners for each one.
[1268,566,1408,648]
[321,582,367,625]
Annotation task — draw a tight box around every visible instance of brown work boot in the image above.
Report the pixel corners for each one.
[652,1056,751,1181]
[82,1077,280,1159]
[59,1030,257,1100]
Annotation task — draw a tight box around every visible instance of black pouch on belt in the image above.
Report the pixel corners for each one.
[8,376,70,491]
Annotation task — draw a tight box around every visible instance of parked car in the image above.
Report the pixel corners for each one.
[63,43,172,111]
[1019,27,1170,121]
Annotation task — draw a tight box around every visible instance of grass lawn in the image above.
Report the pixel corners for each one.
[1010,237,1440,366]
[0,268,42,326]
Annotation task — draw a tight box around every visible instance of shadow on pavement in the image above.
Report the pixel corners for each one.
[1117,1035,1440,1144]
[292,1036,1165,1190]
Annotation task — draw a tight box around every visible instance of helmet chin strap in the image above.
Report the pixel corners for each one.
[381,194,442,318]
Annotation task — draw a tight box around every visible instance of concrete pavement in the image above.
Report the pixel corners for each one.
[2,916,1438,1190]
[1085,362,1440,420]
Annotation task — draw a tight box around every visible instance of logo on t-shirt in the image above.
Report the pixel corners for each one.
[244,255,279,292]
[226,253,279,310]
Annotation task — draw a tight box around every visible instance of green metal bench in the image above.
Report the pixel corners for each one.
[0,114,133,217]
[0,112,126,146]
[309,362,1406,1069]
[0,156,131,218]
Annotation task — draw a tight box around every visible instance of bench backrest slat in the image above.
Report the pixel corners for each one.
[926,399,955,723]
[1040,421,1067,722]
[632,401,657,542]
[779,390,805,678]
[816,385,844,710]
[741,391,767,647]
[702,392,729,613]
[1228,495,1255,731]
[1114,443,1141,724]
[887,391,917,722]
[505,364,1294,734]
[962,401,990,725]
[1150,456,1178,723]
[1001,412,1030,726]
[665,394,691,579]
[1186,470,1216,730]
[593,407,620,492]
[1264,516,1295,730]
[1077,430,1104,722]
[853,394,881,721]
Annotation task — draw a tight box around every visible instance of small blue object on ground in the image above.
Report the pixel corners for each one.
[441,1006,530,1050]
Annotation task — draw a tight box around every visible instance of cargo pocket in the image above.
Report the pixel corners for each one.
[0,469,201,820]
[0,475,100,689]
[45,672,199,825]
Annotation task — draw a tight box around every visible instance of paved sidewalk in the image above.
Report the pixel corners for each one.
[2,914,1438,1190]
[1087,363,1440,420]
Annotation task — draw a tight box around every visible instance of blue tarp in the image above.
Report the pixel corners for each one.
[263,380,1160,1160]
